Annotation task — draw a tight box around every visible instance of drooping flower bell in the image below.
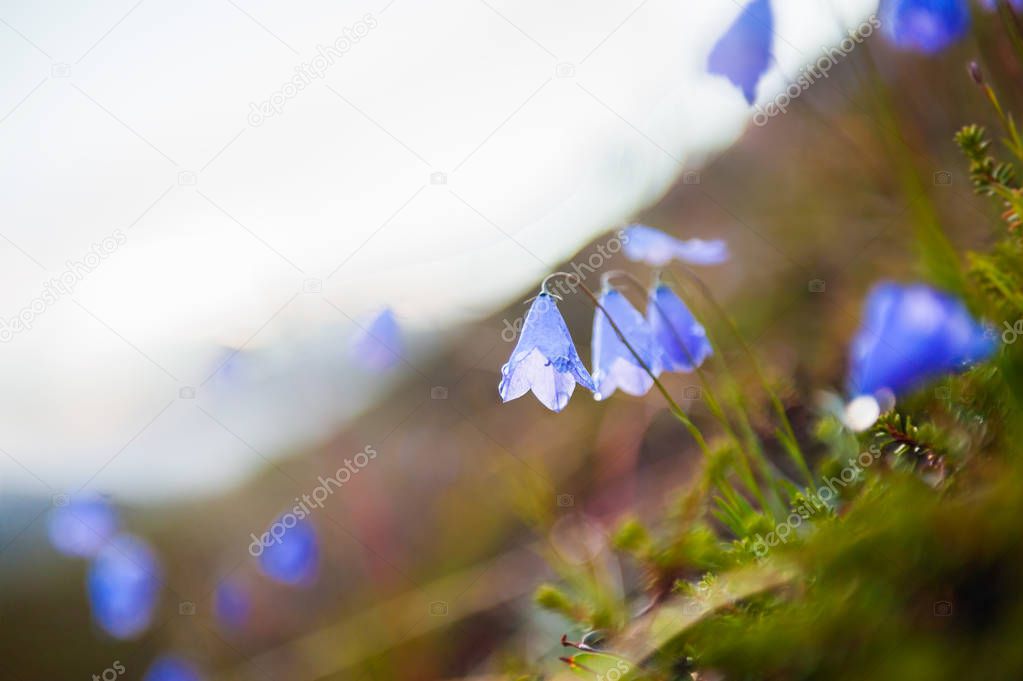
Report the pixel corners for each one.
[350,307,403,370]
[707,0,774,104]
[214,578,250,630]
[87,534,162,639]
[879,0,971,54]
[143,655,203,681]
[258,515,320,586]
[845,282,995,428]
[499,290,596,412]
[622,225,729,267]
[591,287,660,400]
[48,495,119,557]
[647,283,712,372]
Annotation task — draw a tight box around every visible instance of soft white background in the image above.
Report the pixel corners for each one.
[0,0,876,502]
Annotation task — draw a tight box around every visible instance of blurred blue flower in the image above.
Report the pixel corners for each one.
[848,282,996,398]
[87,534,161,639]
[707,0,774,104]
[622,225,729,267]
[258,516,319,586]
[591,288,660,400]
[48,495,119,557]
[880,0,971,54]
[214,578,250,630]
[499,292,595,412]
[647,284,713,372]
[350,307,402,370]
[143,655,203,681]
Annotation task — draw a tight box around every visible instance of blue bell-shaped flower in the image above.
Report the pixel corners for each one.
[48,495,119,558]
[848,282,995,400]
[880,0,971,54]
[143,655,203,681]
[350,307,403,370]
[591,288,660,400]
[707,0,774,104]
[622,225,728,267]
[647,284,712,373]
[258,515,320,586]
[499,292,596,412]
[87,534,161,639]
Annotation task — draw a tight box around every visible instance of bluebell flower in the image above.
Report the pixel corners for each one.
[143,655,203,681]
[880,0,971,54]
[350,307,402,370]
[214,578,250,630]
[647,284,713,372]
[591,288,660,400]
[258,516,319,586]
[848,282,995,399]
[499,292,595,412]
[708,0,774,104]
[622,225,729,267]
[87,534,161,639]
[48,495,119,557]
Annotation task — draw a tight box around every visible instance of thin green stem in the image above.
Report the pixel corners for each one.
[665,268,814,490]
[602,270,771,510]
[860,42,965,294]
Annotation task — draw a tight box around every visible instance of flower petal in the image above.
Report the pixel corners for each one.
[592,289,659,399]
[623,225,729,266]
[530,357,578,412]
[88,534,161,639]
[880,0,970,54]
[675,238,730,265]
[707,0,774,104]
[847,282,995,397]
[144,655,204,681]
[648,284,712,372]
[351,308,403,370]
[500,292,595,408]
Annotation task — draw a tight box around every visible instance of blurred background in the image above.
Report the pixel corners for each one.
[0,0,1016,678]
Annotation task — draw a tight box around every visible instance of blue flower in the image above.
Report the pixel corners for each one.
[622,225,729,267]
[350,307,403,370]
[848,282,995,399]
[647,284,713,372]
[258,516,320,586]
[708,0,774,104]
[87,534,161,639]
[499,292,595,412]
[214,578,250,630]
[48,495,119,557]
[591,288,660,400]
[880,0,971,54]
[143,655,203,681]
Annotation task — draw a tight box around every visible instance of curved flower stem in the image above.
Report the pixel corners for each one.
[664,267,814,490]
[542,272,712,458]
[602,270,770,510]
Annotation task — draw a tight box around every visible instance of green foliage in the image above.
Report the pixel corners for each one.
[968,240,1023,321]
[611,517,652,556]
[955,124,1019,199]
[534,583,580,621]
[527,76,1023,681]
